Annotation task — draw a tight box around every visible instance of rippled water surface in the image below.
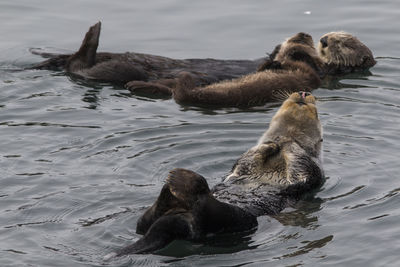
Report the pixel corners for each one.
[1,1,400,266]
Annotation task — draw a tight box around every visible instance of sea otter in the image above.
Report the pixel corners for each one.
[171,32,323,107]
[170,31,376,108]
[30,21,264,91]
[317,31,376,75]
[106,91,324,257]
[258,31,376,76]
[127,31,376,105]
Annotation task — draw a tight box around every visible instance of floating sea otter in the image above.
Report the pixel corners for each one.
[105,91,324,258]
[30,21,264,92]
[30,22,376,107]
[171,32,323,107]
[169,31,376,107]
[257,31,376,75]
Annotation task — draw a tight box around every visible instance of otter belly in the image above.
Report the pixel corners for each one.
[211,182,289,216]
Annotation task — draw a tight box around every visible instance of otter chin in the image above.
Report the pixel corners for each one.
[108,92,324,257]
[318,31,376,74]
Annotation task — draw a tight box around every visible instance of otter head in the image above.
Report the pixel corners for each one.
[226,92,323,188]
[265,91,322,146]
[275,32,318,63]
[318,31,376,74]
[259,32,324,76]
[281,32,314,49]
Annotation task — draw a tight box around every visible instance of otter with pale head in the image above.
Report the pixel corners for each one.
[106,91,324,258]
[318,31,376,74]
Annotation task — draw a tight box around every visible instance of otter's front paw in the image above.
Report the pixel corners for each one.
[125,81,172,96]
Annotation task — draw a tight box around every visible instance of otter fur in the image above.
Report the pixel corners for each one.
[172,33,323,107]
[108,92,324,257]
[30,22,264,91]
[317,31,376,75]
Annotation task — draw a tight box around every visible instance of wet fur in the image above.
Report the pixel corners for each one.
[30,24,375,107]
[30,22,264,89]
[317,31,376,75]
[110,92,324,257]
[173,33,322,107]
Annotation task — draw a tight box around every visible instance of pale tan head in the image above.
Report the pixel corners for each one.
[318,31,376,69]
[262,91,322,157]
[226,92,323,186]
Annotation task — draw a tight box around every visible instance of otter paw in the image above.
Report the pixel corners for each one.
[125,81,172,96]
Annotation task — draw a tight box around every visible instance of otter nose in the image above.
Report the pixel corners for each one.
[299,91,311,99]
[320,36,328,48]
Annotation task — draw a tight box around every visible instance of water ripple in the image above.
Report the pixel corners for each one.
[1,3,400,267]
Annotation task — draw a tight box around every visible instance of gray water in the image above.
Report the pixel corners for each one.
[1,0,400,266]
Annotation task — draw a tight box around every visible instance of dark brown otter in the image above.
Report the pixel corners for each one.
[172,32,323,107]
[104,92,324,258]
[30,22,265,92]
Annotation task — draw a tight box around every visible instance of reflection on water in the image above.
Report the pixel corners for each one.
[273,198,323,228]
[321,72,374,90]
[1,0,400,266]
[281,235,334,259]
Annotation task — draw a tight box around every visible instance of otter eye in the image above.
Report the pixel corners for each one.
[320,37,328,48]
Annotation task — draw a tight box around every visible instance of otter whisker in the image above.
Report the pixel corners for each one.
[272,89,292,102]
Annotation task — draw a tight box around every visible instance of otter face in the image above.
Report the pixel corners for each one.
[264,91,322,156]
[226,92,323,186]
[318,31,376,69]
[272,91,319,127]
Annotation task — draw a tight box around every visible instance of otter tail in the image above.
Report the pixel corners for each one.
[29,22,101,71]
[66,21,101,71]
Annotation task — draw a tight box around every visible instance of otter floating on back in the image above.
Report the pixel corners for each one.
[170,31,376,107]
[105,91,324,258]
[29,21,264,91]
[171,32,323,107]
[30,22,376,107]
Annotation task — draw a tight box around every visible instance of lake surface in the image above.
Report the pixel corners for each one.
[1,0,400,266]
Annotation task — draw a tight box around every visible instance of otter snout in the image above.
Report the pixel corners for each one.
[320,36,328,48]
[299,91,311,99]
